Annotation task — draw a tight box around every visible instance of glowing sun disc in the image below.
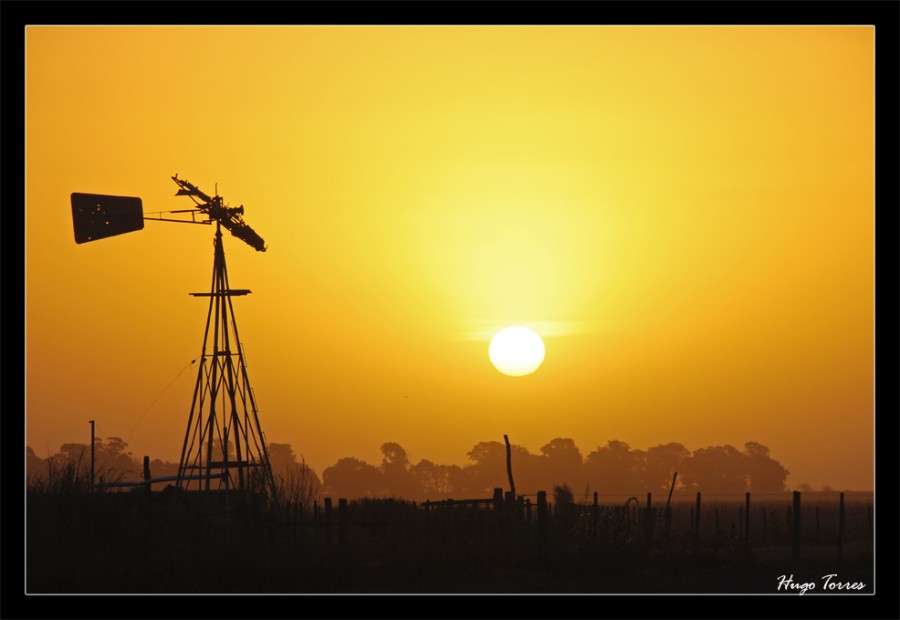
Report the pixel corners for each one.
[489,326,545,376]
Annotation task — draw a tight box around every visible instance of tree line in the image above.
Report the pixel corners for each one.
[28,436,792,502]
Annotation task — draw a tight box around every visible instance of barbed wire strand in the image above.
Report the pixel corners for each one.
[125,358,197,445]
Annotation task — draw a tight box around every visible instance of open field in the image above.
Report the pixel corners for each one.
[25,488,873,594]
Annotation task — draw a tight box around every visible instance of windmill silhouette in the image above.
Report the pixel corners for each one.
[71,176,278,503]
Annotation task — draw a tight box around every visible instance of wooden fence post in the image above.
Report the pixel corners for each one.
[142,455,152,500]
[493,488,503,512]
[838,492,845,564]
[745,492,751,556]
[792,491,801,560]
[644,493,654,546]
[324,497,333,545]
[664,505,672,542]
[338,498,348,549]
[537,490,548,547]
[694,492,701,548]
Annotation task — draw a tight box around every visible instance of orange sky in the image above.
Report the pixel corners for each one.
[25,26,874,490]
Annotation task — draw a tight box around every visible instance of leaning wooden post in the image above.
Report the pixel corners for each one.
[665,472,677,509]
[792,490,801,560]
[503,434,516,499]
[665,472,677,542]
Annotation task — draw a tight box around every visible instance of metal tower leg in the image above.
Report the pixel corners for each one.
[176,224,278,505]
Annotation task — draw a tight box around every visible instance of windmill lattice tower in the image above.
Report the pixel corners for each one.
[169,176,279,502]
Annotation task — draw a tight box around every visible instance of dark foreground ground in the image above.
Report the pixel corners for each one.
[25,491,874,595]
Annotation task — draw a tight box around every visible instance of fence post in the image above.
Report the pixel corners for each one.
[644,493,654,546]
[665,505,672,542]
[493,488,503,512]
[324,497,333,545]
[694,492,701,549]
[142,456,151,498]
[537,490,548,548]
[338,498,348,549]
[745,492,751,557]
[838,492,845,564]
[792,491,801,560]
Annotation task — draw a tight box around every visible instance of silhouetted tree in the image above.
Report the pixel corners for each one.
[56,437,139,483]
[147,458,179,479]
[643,442,690,495]
[322,457,384,499]
[268,443,299,481]
[409,459,473,499]
[466,441,509,495]
[380,442,418,499]
[466,440,542,495]
[539,437,586,493]
[680,444,747,493]
[267,443,321,508]
[584,440,646,495]
[744,441,789,492]
[444,463,478,498]
[26,446,49,482]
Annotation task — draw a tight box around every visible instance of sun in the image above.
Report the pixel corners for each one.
[488,326,546,376]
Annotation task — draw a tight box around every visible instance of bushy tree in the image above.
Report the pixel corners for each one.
[268,442,321,509]
[380,442,418,499]
[744,441,789,492]
[584,440,646,495]
[680,445,747,493]
[644,442,690,495]
[322,457,384,499]
[539,438,586,494]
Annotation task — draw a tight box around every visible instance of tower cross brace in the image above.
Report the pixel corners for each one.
[176,221,278,502]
